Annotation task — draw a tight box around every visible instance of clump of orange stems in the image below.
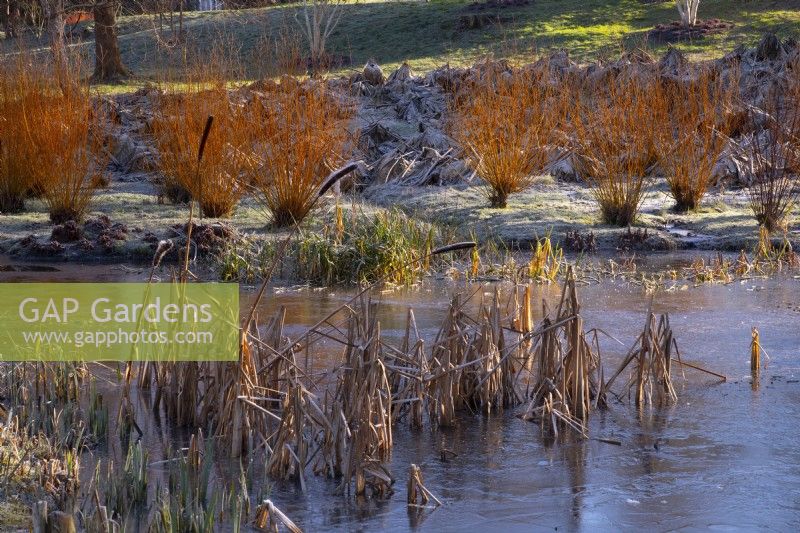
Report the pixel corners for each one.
[451,65,561,208]
[0,60,36,214]
[741,68,800,234]
[572,78,658,226]
[249,79,353,227]
[0,55,104,222]
[153,82,255,218]
[655,69,737,212]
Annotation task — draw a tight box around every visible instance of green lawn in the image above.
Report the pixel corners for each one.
[4,0,800,87]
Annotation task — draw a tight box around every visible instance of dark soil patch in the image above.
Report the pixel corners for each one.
[648,19,734,44]
[170,221,238,255]
[0,264,60,272]
[51,221,82,244]
[9,215,134,260]
[565,230,597,254]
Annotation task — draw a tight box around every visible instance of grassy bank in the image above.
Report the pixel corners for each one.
[365,181,800,253]
[3,1,800,89]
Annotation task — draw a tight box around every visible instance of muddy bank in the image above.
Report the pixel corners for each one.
[0,179,262,265]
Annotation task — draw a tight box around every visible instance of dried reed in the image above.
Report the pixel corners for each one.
[750,327,761,382]
[254,500,303,532]
[407,464,442,508]
[522,269,602,437]
[604,307,679,407]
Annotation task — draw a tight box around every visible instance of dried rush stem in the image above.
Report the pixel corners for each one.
[182,115,214,282]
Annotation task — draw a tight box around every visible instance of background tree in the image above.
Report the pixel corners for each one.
[92,0,130,81]
[2,0,23,37]
[676,0,700,28]
[298,0,344,76]
[42,0,68,74]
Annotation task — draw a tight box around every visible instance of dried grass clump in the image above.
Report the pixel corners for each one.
[655,69,736,212]
[333,302,394,496]
[250,79,353,227]
[572,79,657,226]
[0,57,103,222]
[153,87,255,218]
[452,66,561,208]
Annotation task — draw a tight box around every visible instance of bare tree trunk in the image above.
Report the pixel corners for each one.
[42,0,69,78]
[3,0,22,38]
[93,0,130,81]
[676,0,700,28]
